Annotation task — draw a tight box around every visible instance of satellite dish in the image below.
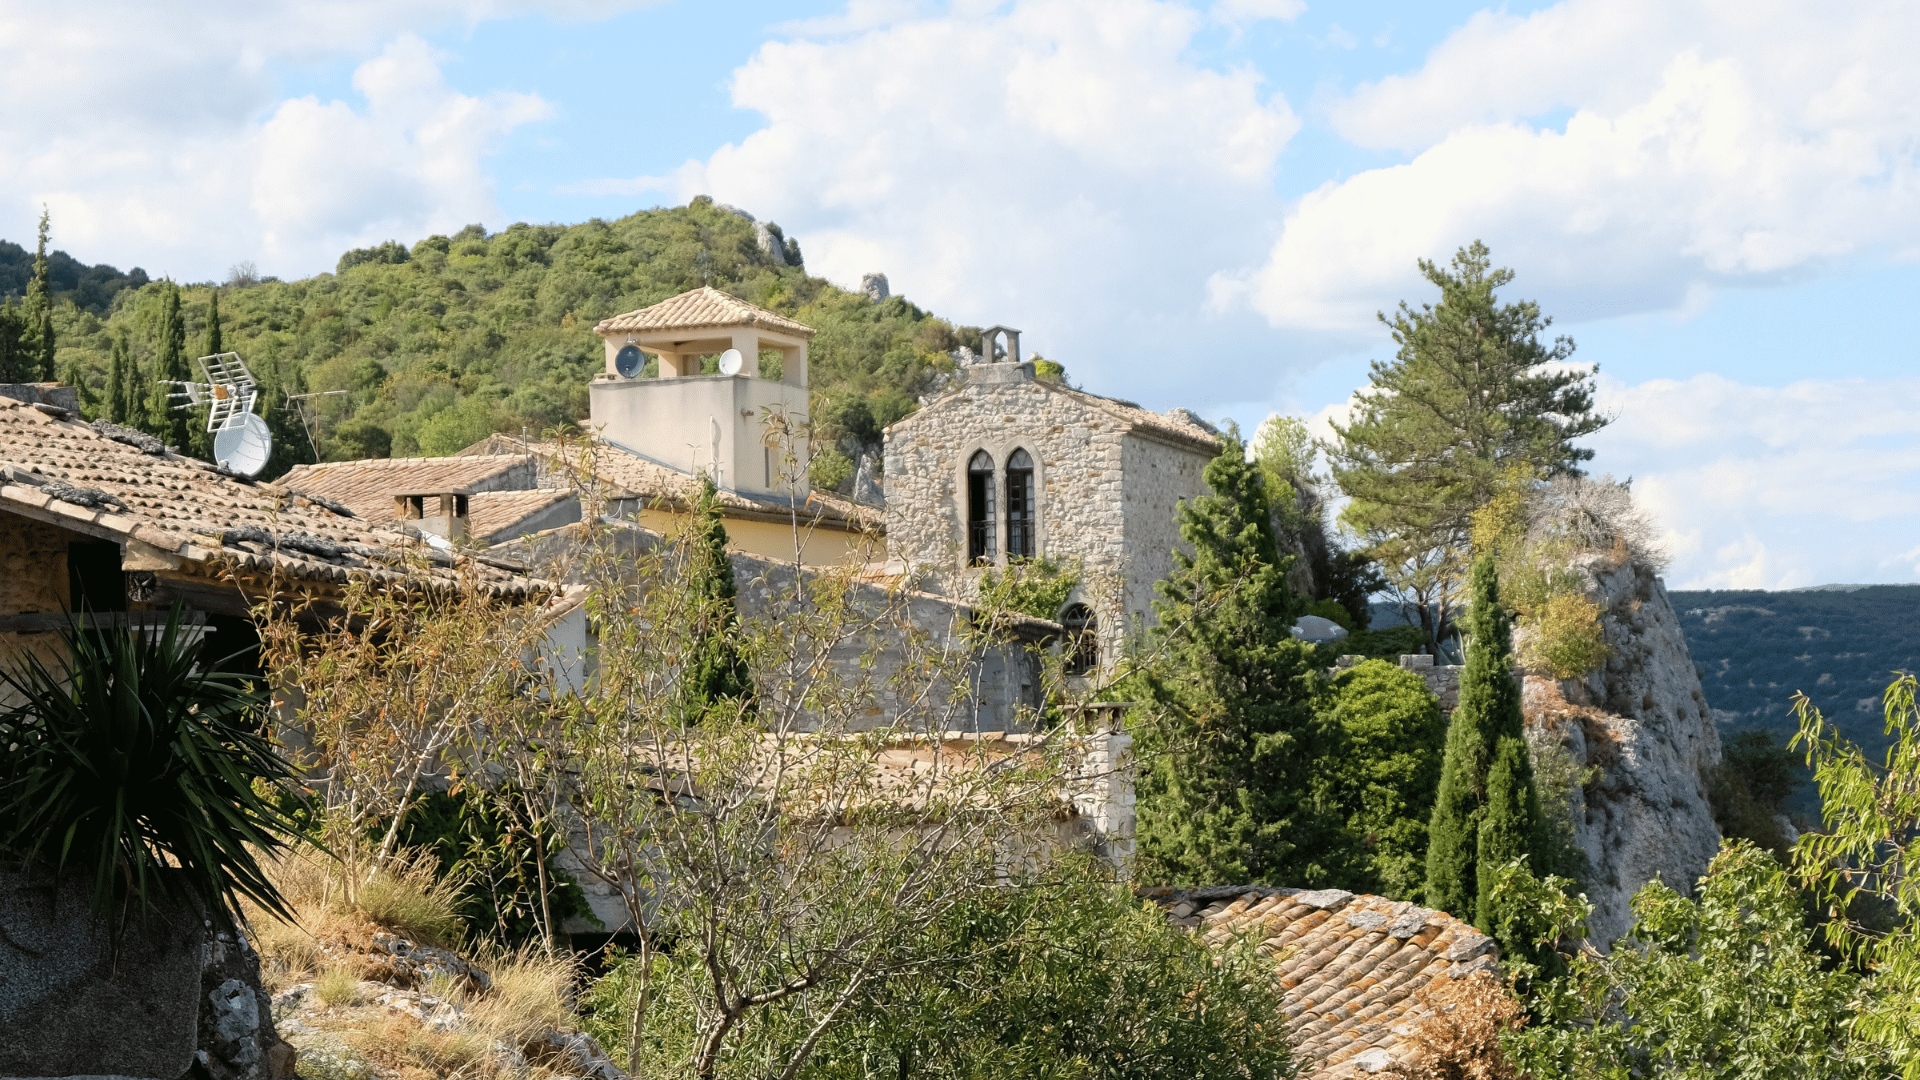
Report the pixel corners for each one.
[213,412,274,477]
[615,344,645,379]
[717,348,744,376]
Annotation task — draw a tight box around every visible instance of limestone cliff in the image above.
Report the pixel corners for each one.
[1520,553,1723,948]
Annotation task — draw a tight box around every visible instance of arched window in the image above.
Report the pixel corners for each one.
[967,450,996,565]
[1005,448,1035,560]
[1060,603,1098,677]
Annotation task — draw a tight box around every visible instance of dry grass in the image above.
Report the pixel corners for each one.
[1387,972,1526,1080]
[314,967,361,1009]
[246,844,583,1080]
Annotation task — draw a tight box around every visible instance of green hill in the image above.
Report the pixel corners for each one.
[1671,584,1920,812]
[38,198,979,480]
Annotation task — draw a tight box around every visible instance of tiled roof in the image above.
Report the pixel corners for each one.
[0,398,537,597]
[469,489,574,544]
[1053,386,1222,452]
[1143,885,1503,1078]
[594,286,815,338]
[280,455,533,518]
[462,433,883,532]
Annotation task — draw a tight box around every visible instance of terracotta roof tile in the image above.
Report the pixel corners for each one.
[594,286,815,338]
[1143,885,1505,1079]
[462,433,883,532]
[469,489,575,543]
[280,455,534,519]
[0,398,536,597]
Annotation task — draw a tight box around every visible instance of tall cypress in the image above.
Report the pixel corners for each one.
[107,334,131,425]
[1424,555,1547,935]
[149,281,191,450]
[23,209,54,381]
[204,289,223,356]
[187,290,223,458]
[675,475,755,725]
[1135,433,1344,887]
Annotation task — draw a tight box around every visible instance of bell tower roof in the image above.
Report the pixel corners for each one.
[595,286,815,339]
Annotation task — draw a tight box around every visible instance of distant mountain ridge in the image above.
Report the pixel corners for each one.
[1670,583,1920,811]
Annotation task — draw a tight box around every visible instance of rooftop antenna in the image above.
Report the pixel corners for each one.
[286,389,350,462]
[168,352,274,476]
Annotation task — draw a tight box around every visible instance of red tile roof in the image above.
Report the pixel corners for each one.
[1143,885,1503,1078]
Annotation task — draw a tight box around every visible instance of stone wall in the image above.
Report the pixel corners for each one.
[882,362,1214,664]
[0,508,76,703]
[1118,431,1210,635]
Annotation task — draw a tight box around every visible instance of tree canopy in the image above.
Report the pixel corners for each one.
[1328,241,1607,653]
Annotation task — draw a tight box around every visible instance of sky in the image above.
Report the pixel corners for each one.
[3,0,1917,590]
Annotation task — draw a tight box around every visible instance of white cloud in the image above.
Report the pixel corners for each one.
[645,0,1299,400]
[0,1,643,279]
[1221,0,1920,333]
[1586,373,1920,589]
[1210,0,1306,27]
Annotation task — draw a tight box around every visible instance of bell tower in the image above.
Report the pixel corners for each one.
[590,287,815,496]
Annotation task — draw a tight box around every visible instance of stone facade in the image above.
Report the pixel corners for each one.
[883,361,1218,671]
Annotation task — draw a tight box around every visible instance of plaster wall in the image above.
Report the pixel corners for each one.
[589,374,806,497]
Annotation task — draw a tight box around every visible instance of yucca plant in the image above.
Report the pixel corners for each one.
[0,605,308,923]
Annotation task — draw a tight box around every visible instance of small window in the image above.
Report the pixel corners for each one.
[967,450,996,565]
[1005,448,1035,560]
[1061,603,1098,677]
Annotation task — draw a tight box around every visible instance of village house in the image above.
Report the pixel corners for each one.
[882,332,1221,677]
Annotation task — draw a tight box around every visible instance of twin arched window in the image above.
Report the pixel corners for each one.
[966,448,1037,565]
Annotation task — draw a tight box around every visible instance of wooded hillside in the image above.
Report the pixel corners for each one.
[35,199,975,479]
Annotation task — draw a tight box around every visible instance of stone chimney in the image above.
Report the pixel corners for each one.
[398,492,470,543]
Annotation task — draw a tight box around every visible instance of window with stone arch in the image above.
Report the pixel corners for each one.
[967,450,996,565]
[1060,603,1098,676]
[1005,447,1035,560]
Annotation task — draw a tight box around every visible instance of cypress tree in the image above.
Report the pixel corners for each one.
[23,209,54,381]
[204,289,223,356]
[1135,433,1344,887]
[107,334,131,425]
[149,281,191,449]
[676,475,754,725]
[1424,555,1547,934]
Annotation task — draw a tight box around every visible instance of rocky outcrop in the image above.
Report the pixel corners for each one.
[1520,555,1723,947]
[197,927,297,1080]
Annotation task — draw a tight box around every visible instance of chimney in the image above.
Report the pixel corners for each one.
[398,492,470,543]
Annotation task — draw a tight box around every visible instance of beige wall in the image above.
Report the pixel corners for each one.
[589,375,808,497]
[629,505,876,568]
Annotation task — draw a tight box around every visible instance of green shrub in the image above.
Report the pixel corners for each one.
[975,556,1081,622]
[809,446,853,492]
[582,863,1295,1080]
[1519,592,1610,679]
[1320,659,1446,899]
[390,786,595,949]
[0,607,308,921]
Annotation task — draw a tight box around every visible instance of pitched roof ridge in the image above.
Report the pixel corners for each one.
[595,285,815,338]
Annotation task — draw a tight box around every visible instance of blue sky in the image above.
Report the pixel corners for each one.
[5,0,1917,589]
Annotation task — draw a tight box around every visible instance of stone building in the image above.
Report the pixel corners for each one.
[882,347,1220,675]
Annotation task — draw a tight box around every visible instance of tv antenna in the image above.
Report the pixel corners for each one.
[167,352,275,477]
[286,389,351,462]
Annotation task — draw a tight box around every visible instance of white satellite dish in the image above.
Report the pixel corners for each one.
[717,348,744,376]
[213,412,274,477]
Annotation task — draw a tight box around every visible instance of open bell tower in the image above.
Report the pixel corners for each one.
[590,286,814,497]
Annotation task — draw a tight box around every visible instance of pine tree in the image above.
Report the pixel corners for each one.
[23,208,54,381]
[149,281,191,449]
[1424,555,1547,935]
[675,476,755,725]
[1134,433,1346,887]
[1327,242,1608,654]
